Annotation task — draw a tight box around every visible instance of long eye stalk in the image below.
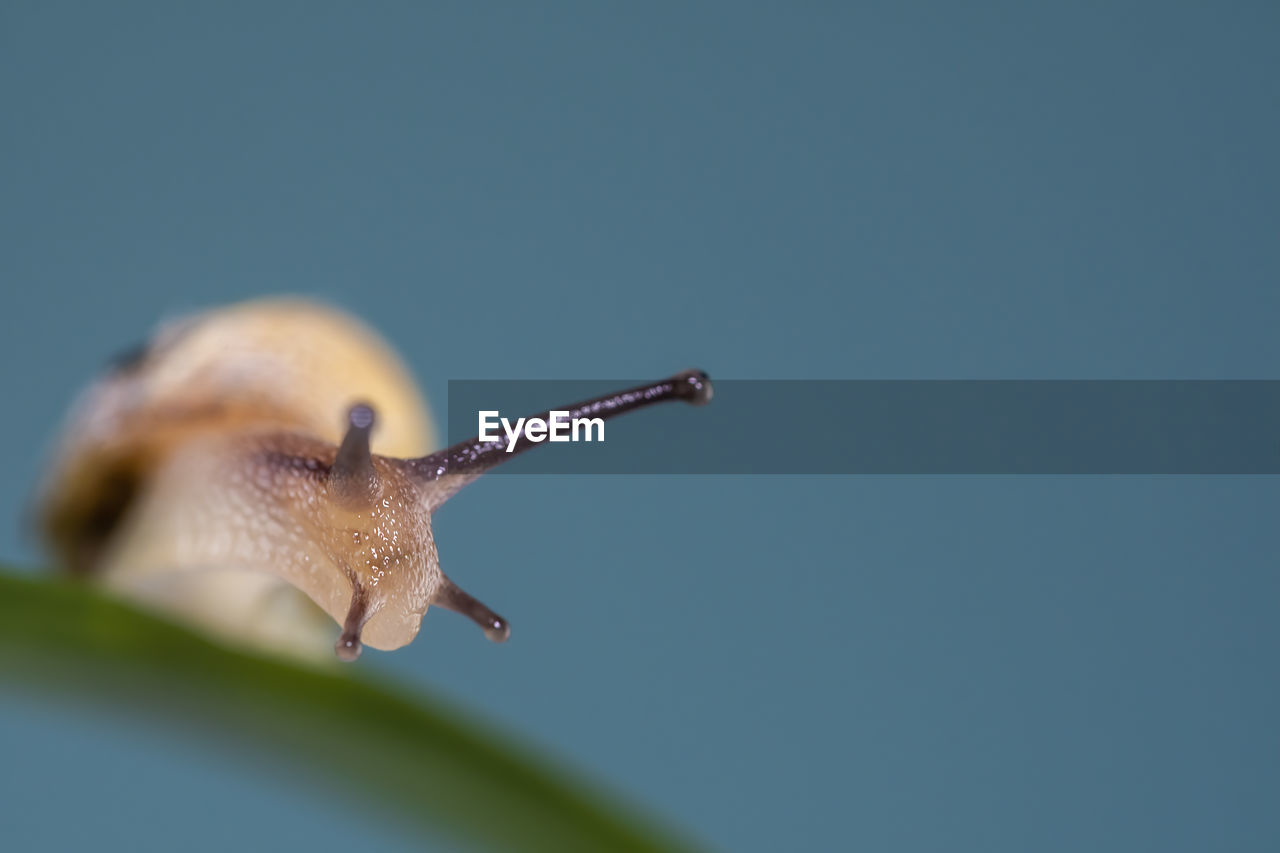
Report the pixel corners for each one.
[330,403,379,507]
[403,369,712,506]
[330,370,711,659]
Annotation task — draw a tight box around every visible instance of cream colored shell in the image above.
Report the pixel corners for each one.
[37,297,438,659]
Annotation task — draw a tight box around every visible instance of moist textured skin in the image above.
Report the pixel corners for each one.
[36,298,438,656]
[36,295,711,659]
[100,430,443,651]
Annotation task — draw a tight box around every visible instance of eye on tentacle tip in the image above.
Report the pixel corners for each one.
[335,631,363,661]
[347,402,376,431]
[482,615,511,644]
[672,369,713,406]
[466,601,511,644]
[335,583,371,661]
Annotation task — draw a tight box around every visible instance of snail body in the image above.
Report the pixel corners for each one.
[36,298,711,660]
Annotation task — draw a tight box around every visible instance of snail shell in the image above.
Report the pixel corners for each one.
[35,297,712,660]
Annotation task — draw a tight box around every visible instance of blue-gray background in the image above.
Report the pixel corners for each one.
[2,3,1277,851]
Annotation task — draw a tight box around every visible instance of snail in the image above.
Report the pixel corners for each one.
[35,298,712,661]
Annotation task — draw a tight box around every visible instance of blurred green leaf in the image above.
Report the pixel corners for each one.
[0,571,696,852]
